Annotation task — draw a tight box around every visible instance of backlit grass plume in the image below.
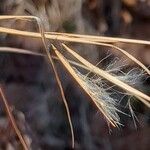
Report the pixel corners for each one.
[74,64,145,127]
[0,15,150,149]
[52,44,149,127]
[75,68,121,126]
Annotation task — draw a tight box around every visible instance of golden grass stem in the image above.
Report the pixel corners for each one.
[62,44,150,105]
[52,45,117,127]
[0,47,89,71]
[0,86,29,150]
[0,26,149,75]
[0,15,75,148]
[0,15,150,45]
[46,32,150,45]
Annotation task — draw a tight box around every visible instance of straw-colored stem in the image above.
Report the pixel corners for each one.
[62,44,150,105]
[0,86,29,150]
[46,32,150,45]
[52,45,117,127]
[0,47,89,71]
[0,15,150,45]
[0,26,149,75]
[0,15,75,148]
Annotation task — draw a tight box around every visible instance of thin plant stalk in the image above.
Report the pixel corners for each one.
[0,26,149,75]
[62,44,150,105]
[0,47,89,71]
[52,45,117,127]
[46,32,150,45]
[0,86,29,150]
[0,15,74,148]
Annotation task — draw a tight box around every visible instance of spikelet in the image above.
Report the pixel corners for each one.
[73,56,144,126]
[53,44,150,127]
[74,67,121,126]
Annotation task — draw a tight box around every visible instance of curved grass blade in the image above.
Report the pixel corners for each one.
[0,15,75,148]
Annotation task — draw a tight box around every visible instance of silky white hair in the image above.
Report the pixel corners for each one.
[73,57,144,126]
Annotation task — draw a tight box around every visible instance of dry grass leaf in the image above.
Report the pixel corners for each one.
[0,15,150,149]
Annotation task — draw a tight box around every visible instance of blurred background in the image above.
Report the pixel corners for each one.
[0,0,150,149]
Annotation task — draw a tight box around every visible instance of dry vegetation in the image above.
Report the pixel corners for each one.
[0,0,150,149]
[0,15,150,149]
